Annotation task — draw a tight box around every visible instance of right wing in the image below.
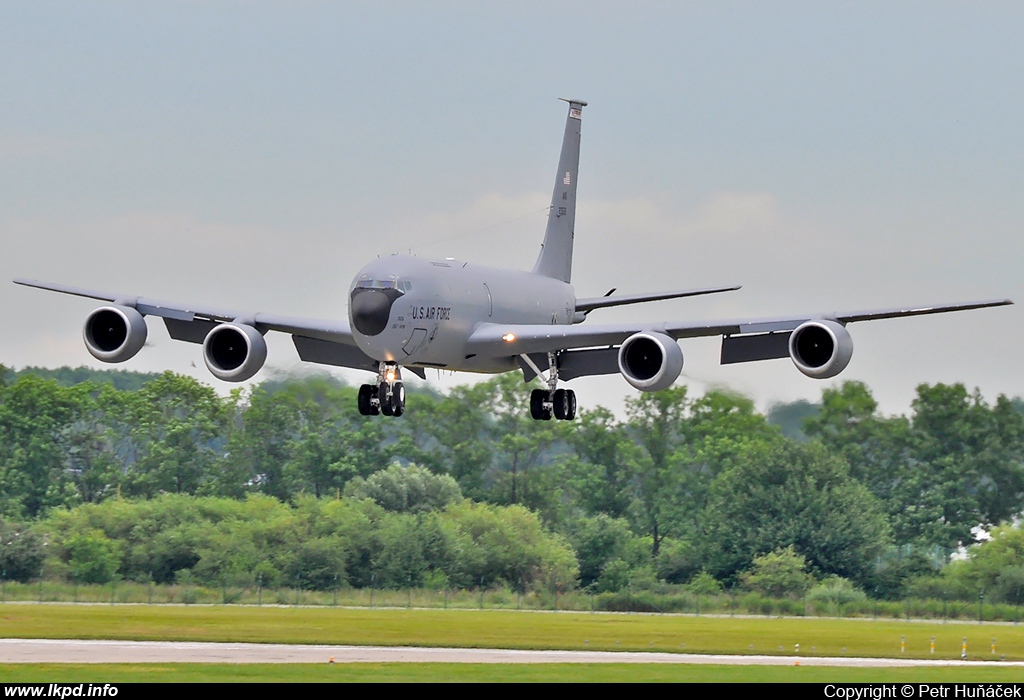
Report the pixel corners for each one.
[465,298,1012,356]
[465,298,1013,380]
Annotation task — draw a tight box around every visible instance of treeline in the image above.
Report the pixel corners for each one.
[0,364,1023,603]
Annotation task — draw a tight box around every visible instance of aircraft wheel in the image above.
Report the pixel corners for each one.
[530,389,548,420]
[357,384,374,416]
[553,389,569,420]
[565,389,577,420]
[379,382,394,416]
[390,382,405,418]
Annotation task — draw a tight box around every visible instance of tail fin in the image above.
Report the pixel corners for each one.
[532,98,586,283]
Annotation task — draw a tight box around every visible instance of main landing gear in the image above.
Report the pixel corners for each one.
[358,362,406,417]
[528,353,577,421]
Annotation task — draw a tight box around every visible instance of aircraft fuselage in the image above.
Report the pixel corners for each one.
[349,255,575,373]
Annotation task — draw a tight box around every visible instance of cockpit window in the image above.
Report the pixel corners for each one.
[355,276,409,293]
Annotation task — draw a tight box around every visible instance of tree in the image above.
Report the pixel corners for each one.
[624,388,783,557]
[0,375,88,517]
[623,387,690,556]
[121,373,228,497]
[562,407,635,519]
[703,440,891,586]
[803,381,1024,549]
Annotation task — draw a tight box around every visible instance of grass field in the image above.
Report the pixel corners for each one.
[2,663,1024,683]
[2,603,1023,660]
[3,604,1024,682]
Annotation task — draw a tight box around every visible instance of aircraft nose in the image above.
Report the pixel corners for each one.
[350,288,402,336]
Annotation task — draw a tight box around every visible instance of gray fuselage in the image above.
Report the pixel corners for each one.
[349,255,575,373]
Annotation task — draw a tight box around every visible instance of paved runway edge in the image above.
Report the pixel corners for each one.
[3,640,1023,666]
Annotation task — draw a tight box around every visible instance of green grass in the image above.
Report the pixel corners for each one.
[2,603,1023,661]
[1,664,1023,683]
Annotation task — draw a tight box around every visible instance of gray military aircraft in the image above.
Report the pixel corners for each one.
[14,99,1013,420]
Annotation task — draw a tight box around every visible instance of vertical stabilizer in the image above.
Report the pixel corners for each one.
[532,98,586,283]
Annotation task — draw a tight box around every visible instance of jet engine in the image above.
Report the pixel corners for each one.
[202,323,268,382]
[617,331,684,392]
[788,319,854,379]
[83,305,148,363]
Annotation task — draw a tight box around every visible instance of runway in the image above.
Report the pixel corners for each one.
[2,639,1021,666]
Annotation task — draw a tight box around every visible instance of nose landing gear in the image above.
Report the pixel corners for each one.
[528,353,576,421]
[358,362,406,417]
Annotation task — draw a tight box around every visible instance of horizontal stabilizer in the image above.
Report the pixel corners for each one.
[576,285,741,314]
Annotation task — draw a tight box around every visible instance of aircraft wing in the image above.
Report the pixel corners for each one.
[12,278,381,372]
[465,298,1014,358]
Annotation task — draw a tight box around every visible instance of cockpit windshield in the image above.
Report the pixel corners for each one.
[355,276,411,293]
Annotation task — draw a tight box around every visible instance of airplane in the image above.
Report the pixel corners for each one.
[14,99,1013,421]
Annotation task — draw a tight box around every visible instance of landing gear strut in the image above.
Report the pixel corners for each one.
[528,352,576,421]
[358,362,405,417]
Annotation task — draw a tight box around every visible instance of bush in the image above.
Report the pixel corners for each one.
[0,522,45,582]
[807,577,867,609]
[740,546,814,598]
[687,570,724,596]
[66,529,121,584]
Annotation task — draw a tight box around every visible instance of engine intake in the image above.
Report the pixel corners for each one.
[202,323,268,382]
[789,319,854,379]
[83,305,147,363]
[617,331,684,392]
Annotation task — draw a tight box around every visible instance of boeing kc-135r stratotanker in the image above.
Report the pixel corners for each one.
[14,100,1013,420]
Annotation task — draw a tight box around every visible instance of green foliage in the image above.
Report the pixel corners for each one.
[560,513,641,588]
[994,565,1024,605]
[4,364,1024,606]
[687,570,724,596]
[807,576,867,607]
[807,381,1024,549]
[14,366,161,392]
[0,520,45,582]
[344,463,462,513]
[766,399,820,442]
[704,440,891,586]
[936,523,1024,597]
[739,546,815,599]
[865,548,941,601]
[65,529,121,584]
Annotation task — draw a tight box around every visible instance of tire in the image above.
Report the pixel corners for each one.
[553,388,568,420]
[358,384,373,416]
[530,389,547,420]
[380,382,393,416]
[565,389,577,420]
[391,382,405,417]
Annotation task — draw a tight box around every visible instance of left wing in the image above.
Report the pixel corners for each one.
[13,278,383,374]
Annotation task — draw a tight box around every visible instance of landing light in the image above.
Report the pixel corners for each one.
[502,333,516,343]
[386,370,396,382]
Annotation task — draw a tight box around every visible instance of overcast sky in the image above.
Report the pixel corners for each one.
[2,1,1022,417]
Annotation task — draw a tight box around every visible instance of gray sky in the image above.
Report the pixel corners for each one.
[3,1,1022,417]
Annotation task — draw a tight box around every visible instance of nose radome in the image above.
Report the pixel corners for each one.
[350,288,401,336]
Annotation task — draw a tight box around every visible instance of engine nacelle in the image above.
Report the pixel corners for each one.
[202,323,268,382]
[617,331,684,392]
[83,305,148,363]
[789,319,854,379]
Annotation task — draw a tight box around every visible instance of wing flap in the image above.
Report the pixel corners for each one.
[292,336,378,372]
